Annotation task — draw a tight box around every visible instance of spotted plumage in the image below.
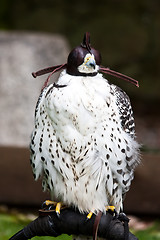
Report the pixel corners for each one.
[30,33,140,215]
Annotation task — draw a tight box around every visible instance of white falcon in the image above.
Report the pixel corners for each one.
[30,32,140,216]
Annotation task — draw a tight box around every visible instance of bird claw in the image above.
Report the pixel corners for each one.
[41,200,63,217]
[105,205,117,216]
[86,206,116,221]
[42,200,56,208]
[87,211,94,220]
[55,202,62,218]
[105,205,115,212]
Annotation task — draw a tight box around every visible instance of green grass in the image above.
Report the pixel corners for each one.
[131,221,160,240]
[1,212,160,240]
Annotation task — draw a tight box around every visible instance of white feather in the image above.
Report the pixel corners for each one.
[30,70,140,213]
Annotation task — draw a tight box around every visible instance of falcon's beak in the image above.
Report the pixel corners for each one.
[86,57,96,69]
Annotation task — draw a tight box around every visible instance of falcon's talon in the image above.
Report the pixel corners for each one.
[42,200,57,210]
[48,205,54,211]
[44,200,57,206]
[87,211,93,220]
[56,202,62,217]
[106,206,116,212]
[42,200,63,214]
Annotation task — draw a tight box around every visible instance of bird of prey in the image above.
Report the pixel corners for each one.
[30,32,140,219]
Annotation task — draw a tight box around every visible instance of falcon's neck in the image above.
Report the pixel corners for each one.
[57,69,108,88]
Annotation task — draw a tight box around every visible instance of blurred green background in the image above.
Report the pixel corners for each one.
[0,0,160,112]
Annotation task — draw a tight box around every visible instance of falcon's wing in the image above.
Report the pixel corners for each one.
[110,85,139,203]
[113,86,136,139]
[30,86,52,181]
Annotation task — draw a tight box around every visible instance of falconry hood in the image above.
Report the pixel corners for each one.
[32,32,139,89]
[66,32,101,76]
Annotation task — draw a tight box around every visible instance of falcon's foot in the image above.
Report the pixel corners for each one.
[87,206,116,220]
[105,205,115,212]
[87,211,94,220]
[43,200,57,207]
[105,205,117,216]
[55,202,62,216]
[42,200,64,217]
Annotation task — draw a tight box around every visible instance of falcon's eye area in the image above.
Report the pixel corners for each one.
[84,53,92,64]
[85,57,90,62]
[77,53,97,74]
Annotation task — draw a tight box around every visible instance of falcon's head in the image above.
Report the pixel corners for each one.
[32,32,139,88]
[66,32,101,77]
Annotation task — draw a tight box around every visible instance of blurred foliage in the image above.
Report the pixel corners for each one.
[133,221,160,240]
[0,0,160,109]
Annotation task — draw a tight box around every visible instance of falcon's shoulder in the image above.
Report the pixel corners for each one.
[111,85,136,139]
[34,84,54,117]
